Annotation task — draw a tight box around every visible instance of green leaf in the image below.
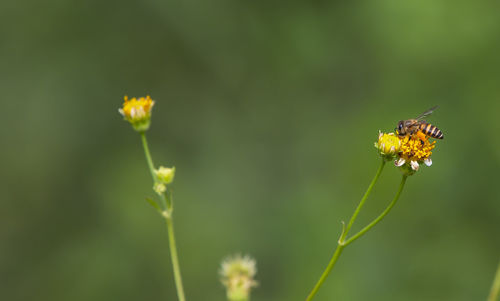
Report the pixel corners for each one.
[145,197,162,213]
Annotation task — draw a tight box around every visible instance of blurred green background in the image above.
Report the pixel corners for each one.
[1,0,499,300]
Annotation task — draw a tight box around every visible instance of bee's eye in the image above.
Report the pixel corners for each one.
[398,123,403,131]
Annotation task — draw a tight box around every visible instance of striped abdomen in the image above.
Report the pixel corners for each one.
[419,122,444,139]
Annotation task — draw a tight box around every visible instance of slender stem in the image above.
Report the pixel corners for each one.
[488,260,500,301]
[306,160,386,301]
[344,175,407,245]
[141,132,168,209]
[140,132,186,301]
[340,159,386,241]
[140,132,156,181]
[306,244,345,301]
[166,216,186,301]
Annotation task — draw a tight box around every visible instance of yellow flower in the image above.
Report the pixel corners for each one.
[220,254,258,301]
[395,131,435,171]
[375,131,401,159]
[119,95,155,132]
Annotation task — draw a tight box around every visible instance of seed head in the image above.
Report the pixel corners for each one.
[220,254,258,301]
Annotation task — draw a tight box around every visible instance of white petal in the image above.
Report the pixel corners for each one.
[395,158,406,166]
[424,158,432,166]
[118,108,124,116]
[378,131,383,139]
[390,145,395,153]
[410,160,420,171]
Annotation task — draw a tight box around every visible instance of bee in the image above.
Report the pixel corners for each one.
[396,106,444,139]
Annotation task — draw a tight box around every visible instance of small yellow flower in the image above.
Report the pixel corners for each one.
[119,95,155,132]
[395,131,435,171]
[220,254,258,301]
[155,166,175,184]
[375,131,401,159]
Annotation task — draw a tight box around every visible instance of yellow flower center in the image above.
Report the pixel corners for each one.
[399,131,435,162]
[377,132,401,156]
[120,95,154,121]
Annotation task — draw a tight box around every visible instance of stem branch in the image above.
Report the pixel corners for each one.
[140,132,186,301]
[306,159,386,301]
[340,159,386,241]
[344,175,407,246]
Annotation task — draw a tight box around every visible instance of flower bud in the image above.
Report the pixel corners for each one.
[153,182,166,195]
[155,166,175,184]
[375,131,400,159]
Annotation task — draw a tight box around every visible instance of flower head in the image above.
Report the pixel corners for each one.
[375,131,401,159]
[220,254,258,301]
[395,131,435,173]
[155,166,175,184]
[119,95,155,132]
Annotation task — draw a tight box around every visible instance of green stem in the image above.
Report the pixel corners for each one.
[140,132,156,181]
[344,175,407,246]
[488,260,500,301]
[166,216,186,301]
[141,132,168,210]
[340,159,386,241]
[306,159,386,301]
[305,244,345,301]
[140,132,186,301]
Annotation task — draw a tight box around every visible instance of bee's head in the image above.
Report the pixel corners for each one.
[396,121,405,136]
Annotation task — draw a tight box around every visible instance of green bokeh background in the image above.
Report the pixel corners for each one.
[1,1,499,300]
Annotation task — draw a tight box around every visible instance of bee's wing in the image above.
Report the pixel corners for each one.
[404,119,419,127]
[416,106,438,120]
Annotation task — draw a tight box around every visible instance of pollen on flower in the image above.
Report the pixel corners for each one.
[119,95,155,132]
[395,130,436,171]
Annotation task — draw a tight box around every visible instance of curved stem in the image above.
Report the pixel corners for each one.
[306,159,386,301]
[340,159,386,241]
[344,175,407,246]
[488,260,500,301]
[140,132,186,301]
[141,133,168,210]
